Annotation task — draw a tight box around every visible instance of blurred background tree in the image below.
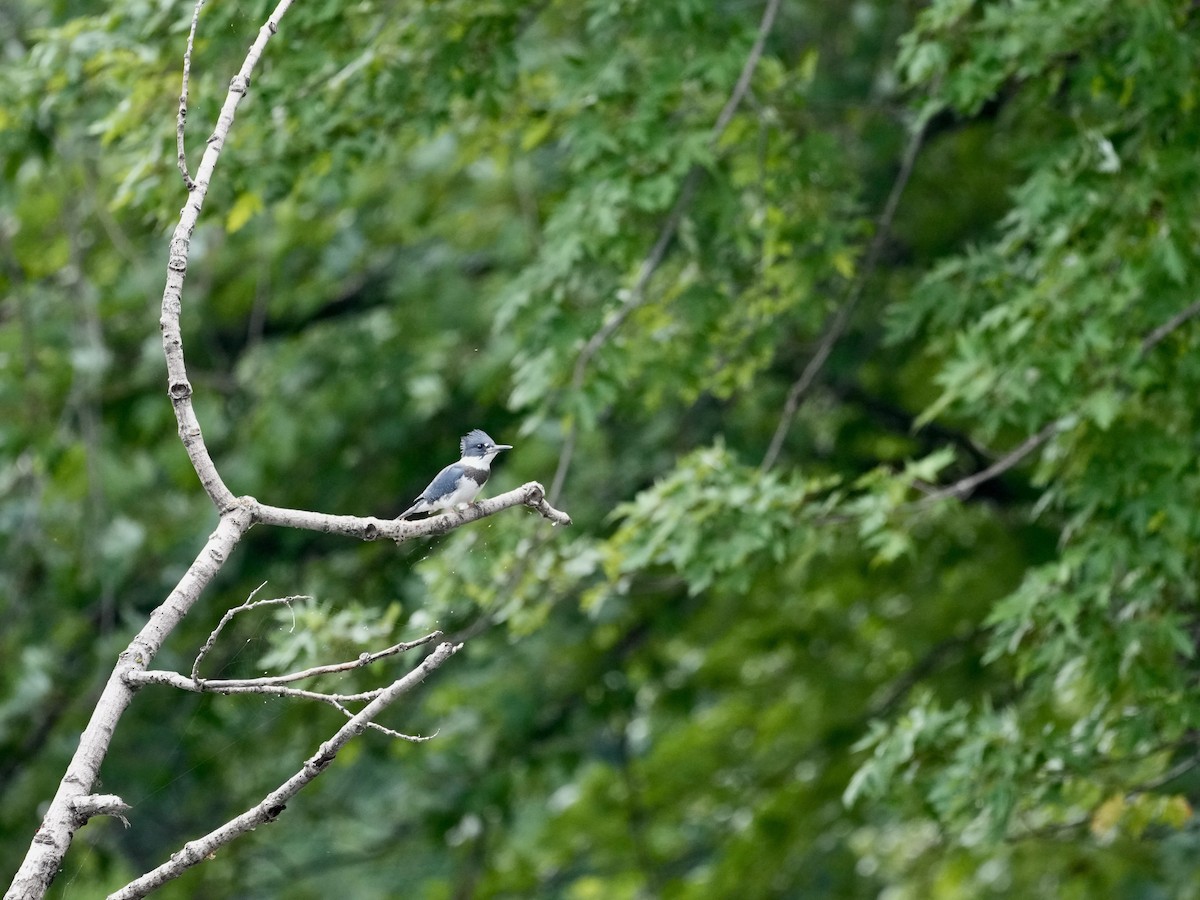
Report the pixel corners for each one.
[3,0,1200,896]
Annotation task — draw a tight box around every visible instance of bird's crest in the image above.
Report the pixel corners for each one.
[460,428,495,456]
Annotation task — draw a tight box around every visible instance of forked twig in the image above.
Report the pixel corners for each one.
[191,585,305,681]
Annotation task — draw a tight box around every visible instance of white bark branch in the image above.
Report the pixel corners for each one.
[176,0,207,190]
[161,0,296,511]
[253,480,572,537]
[9,1,572,895]
[125,669,433,740]
[107,642,461,900]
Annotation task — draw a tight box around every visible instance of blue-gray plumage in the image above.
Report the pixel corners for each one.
[398,429,513,519]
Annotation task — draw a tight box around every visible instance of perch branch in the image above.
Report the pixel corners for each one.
[252,480,571,539]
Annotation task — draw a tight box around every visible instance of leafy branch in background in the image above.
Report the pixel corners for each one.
[3,4,568,899]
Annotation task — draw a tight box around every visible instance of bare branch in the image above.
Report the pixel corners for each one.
[126,669,433,741]
[7,4,295,892]
[762,110,931,471]
[131,625,442,696]
[550,0,783,504]
[202,630,444,687]
[253,480,572,539]
[12,1,569,894]
[5,506,254,900]
[131,668,382,700]
[176,0,206,191]
[107,642,462,900]
[161,0,296,511]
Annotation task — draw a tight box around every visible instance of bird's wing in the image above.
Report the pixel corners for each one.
[399,462,462,519]
[420,462,466,502]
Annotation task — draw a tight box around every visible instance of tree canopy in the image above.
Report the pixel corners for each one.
[4,0,1200,896]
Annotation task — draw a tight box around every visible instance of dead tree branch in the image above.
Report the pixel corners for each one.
[6,2,570,896]
[107,642,462,900]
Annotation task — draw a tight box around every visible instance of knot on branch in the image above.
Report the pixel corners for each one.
[70,794,131,828]
[168,381,193,401]
[167,254,188,272]
[230,75,250,93]
[522,481,573,526]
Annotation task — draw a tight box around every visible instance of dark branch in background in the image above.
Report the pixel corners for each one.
[761,108,933,472]
[549,0,783,505]
[917,419,1065,504]
[914,295,1200,506]
[1140,298,1200,355]
[176,0,206,191]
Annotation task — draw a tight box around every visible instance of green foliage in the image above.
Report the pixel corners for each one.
[5,0,1200,897]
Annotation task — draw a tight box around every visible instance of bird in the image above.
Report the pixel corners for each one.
[398,428,513,519]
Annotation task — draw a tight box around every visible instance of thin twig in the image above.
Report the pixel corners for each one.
[549,0,784,505]
[216,630,444,687]
[192,585,302,681]
[129,669,432,741]
[326,699,436,743]
[108,642,461,900]
[761,111,932,471]
[132,669,388,703]
[176,0,206,190]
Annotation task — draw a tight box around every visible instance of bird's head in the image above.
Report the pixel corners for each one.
[460,429,513,462]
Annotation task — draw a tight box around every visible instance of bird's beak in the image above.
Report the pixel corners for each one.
[494,444,513,452]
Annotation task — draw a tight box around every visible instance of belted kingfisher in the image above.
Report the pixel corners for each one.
[398,429,513,519]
